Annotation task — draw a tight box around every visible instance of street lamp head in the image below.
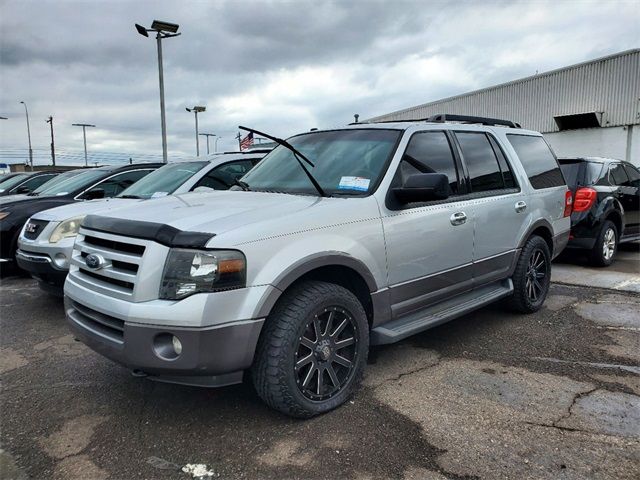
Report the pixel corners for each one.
[151,20,179,34]
[194,106,206,113]
[185,107,191,112]
[135,23,150,37]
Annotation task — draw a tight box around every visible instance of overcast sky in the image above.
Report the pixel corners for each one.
[1,0,639,165]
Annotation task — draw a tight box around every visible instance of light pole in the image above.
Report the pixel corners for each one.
[214,136,221,153]
[186,106,206,156]
[46,116,56,166]
[72,123,96,166]
[199,133,216,155]
[19,102,33,170]
[135,20,181,163]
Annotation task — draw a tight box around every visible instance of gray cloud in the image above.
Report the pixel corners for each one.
[1,0,639,164]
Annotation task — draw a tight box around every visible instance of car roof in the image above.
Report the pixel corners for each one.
[309,121,540,137]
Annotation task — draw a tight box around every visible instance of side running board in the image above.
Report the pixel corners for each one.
[371,279,513,345]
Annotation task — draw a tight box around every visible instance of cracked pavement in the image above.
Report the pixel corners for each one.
[1,246,639,479]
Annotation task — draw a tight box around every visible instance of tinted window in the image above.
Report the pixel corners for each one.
[507,135,565,189]
[0,173,30,192]
[119,161,207,199]
[623,164,640,186]
[456,132,504,192]
[32,169,85,195]
[84,169,153,198]
[559,160,604,187]
[11,174,56,192]
[488,136,516,188]
[194,160,255,190]
[609,164,629,186]
[401,131,458,194]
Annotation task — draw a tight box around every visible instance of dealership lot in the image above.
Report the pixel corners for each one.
[1,247,638,480]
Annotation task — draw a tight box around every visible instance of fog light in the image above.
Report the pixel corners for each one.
[153,333,182,360]
[53,253,68,269]
[172,335,183,355]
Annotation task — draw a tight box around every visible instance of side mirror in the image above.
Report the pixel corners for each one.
[83,188,105,200]
[393,173,449,204]
[15,185,31,194]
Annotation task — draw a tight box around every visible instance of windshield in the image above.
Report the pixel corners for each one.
[0,174,30,192]
[35,168,108,196]
[240,129,401,196]
[117,161,208,199]
[32,169,87,195]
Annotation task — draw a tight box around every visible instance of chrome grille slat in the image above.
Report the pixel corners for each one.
[70,257,137,283]
[74,240,142,264]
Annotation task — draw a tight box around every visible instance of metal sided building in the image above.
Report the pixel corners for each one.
[368,49,640,166]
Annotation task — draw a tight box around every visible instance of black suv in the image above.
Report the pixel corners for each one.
[0,163,161,268]
[559,157,639,266]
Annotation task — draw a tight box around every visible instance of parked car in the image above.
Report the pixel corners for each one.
[0,163,161,269]
[64,115,571,417]
[558,157,640,266]
[0,171,63,197]
[0,173,27,185]
[17,152,266,294]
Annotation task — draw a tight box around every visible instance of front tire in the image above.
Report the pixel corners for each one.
[508,235,551,313]
[252,281,369,418]
[590,220,617,267]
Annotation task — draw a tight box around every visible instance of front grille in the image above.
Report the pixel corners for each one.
[23,219,50,240]
[67,299,124,345]
[71,227,148,298]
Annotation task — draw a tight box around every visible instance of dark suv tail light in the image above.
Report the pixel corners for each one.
[563,190,573,217]
[573,187,597,212]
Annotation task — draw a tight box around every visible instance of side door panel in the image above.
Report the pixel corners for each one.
[452,132,524,285]
[381,130,475,318]
[621,164,640,235]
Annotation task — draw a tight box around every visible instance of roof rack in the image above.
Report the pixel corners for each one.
[426,114,521,128]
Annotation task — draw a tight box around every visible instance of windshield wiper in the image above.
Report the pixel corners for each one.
[232,178,251,191]
[119,194,142,199]
[239,125,327,197]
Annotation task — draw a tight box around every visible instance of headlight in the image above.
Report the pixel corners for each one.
[49,215,86,243]
[159,249,246,300]
[0,211,9,221]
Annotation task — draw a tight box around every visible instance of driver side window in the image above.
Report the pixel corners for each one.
[193,160,255,190]
[400,131,459,195]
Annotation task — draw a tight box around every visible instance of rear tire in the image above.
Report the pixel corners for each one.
[508,235,551,313]
[590,220,617,267]
[252,280,369,418]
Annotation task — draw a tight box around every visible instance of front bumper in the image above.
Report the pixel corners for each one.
[16,250,68,293]
[65,296,265,384]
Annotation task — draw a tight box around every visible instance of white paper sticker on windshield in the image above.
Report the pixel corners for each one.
[151,191,168,198]
[338,176,370,192]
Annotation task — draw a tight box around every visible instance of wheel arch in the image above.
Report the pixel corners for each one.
[518,219,554,256]
[254,254,379,325]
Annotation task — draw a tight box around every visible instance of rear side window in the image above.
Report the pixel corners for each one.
[623,164,640,186]
[401,131,459,194]
[609,164,629,186]
[455,132,505,192]
[507,135,565,189]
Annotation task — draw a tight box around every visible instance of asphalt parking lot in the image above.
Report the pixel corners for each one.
[1,245,638,480]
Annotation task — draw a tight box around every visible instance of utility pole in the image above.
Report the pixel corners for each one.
[19,102,33,170]
[135,20,181,163]
[72,123,96,167]
[199,133,216,155]
[46,116,56,166]
[214,136,221,153]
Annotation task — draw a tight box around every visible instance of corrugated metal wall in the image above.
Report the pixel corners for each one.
[368,50,640,133]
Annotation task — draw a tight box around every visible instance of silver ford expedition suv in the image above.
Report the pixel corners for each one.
[64,115,571,417]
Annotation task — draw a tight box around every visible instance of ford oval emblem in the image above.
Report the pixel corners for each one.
[85,253,105,270]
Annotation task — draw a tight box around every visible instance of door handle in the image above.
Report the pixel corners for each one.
[450,211,467,226]
[515,201,527,213]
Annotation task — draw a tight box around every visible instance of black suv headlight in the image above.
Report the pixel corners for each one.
[159,249,246,300]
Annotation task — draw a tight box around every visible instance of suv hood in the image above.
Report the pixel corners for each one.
[88,190,377,241]
[32,198,139,222]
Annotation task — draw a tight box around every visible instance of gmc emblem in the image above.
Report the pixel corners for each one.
[25,223,38,234]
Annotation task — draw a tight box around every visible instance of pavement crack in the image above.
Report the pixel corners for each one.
[551,387,599,428]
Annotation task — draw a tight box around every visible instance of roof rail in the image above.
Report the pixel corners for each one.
[426,114,521,128]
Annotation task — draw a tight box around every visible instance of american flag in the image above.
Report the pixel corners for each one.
[240,132,254,151]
